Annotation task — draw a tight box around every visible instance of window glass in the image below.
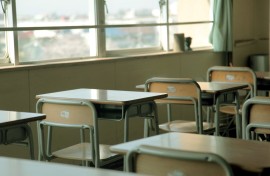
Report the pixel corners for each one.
[15,0,96,62]
[0,31,6,58]
[2,0,214,64]
[169,0,213,50]
[170,23,212,50]
[0,5,7,58]
[169,0,213,22]
[105,0,161,50]
[106,26,160,50]
[18,29,93,62]
[105,0,160,25]
[16,0,91,26]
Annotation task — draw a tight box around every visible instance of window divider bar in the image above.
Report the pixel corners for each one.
[0,21,214,31]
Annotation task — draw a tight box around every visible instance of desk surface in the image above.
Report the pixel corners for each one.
[256,71,270,80]
[110,132,270,173]
[0,157,141,176]
[36,88,167,106]
[255,72,270,91]
[0,110,45,127]
[137,82,248,94]
[197,82,247,93]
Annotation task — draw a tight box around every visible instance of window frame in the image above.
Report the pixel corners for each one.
[0,0,213,65]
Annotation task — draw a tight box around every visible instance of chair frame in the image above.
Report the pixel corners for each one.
[207,66,257,138]
[145,77,204,134]
[126,145,234,176]
[242,96,270,140]
[207,66,257,97]
[36,98,105,167]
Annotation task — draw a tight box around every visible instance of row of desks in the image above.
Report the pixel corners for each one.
[36,82,247,138]
[3,71,269,151]
[0,101,267,176]
[0,82,245,174]
[110,132,270,175]
[1,72,270,175]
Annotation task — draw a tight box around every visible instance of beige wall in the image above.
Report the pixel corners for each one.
[233,0,269,66]
[0,51,225,160]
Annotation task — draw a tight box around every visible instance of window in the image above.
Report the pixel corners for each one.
[105,0,161,51]
[15,0,96,63]
[0,0,213,64]
[169,0,213,49]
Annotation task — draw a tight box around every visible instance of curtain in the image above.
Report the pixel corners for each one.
[209,0,233,52]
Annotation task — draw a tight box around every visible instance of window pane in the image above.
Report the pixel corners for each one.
[0,32,6,57]
[105,0,161,51]
[169,0,212,22]
[106,27,160,50]
[15,0,97,63]
[18,29,94,62]
[0,10,6,57]
[170,23,213,50]
[105,0,160,24]
[16,0,91,26]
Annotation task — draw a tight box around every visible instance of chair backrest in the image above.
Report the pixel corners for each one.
[242,96,270,139]
[207,66,257,97]
[145,77,203,133]
[126,145,233,176]
[36,98,100,165]
[145,77,201,105]
[37,99,96,126]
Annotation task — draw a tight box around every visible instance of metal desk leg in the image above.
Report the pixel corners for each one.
[153,102,159,135]
[24,124,35,160]
[144,102,159,138]
[214,96,220,136]
[124,101,160,142]
[143,118,149,138]
[234,92,241,138]
[37,121,43,161]
[3,124,35,160]
[167,104,172,122]
[124,111,129,142]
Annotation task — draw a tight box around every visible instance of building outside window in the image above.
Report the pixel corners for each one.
[0,0,213,65]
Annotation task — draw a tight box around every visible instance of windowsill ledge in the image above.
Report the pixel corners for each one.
[0,47,213,72]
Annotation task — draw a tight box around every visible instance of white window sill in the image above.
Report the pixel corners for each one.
[0,47,213,71]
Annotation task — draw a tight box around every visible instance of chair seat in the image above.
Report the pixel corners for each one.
[220,105,243,115]
[53,143,119,162]
[255,128,270,134]
[159,120,214,133]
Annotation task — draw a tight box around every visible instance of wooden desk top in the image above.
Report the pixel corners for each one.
[197,82,248,94]
[36,88,167,106]
[137,82,248,94]
[0,157,141,176]
[256,71,270,80]
[0,110,45,127]
[110,132,270,173]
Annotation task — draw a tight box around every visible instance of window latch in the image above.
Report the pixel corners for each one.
[159,0,166,14]
[104,0,109,14]
[1,0,9,14]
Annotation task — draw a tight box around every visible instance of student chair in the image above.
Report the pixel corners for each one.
[207,66,257,138]
[145,77,214,134]
[36,98,120,168]
[126,145,234,176]
[242,96,270,140]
